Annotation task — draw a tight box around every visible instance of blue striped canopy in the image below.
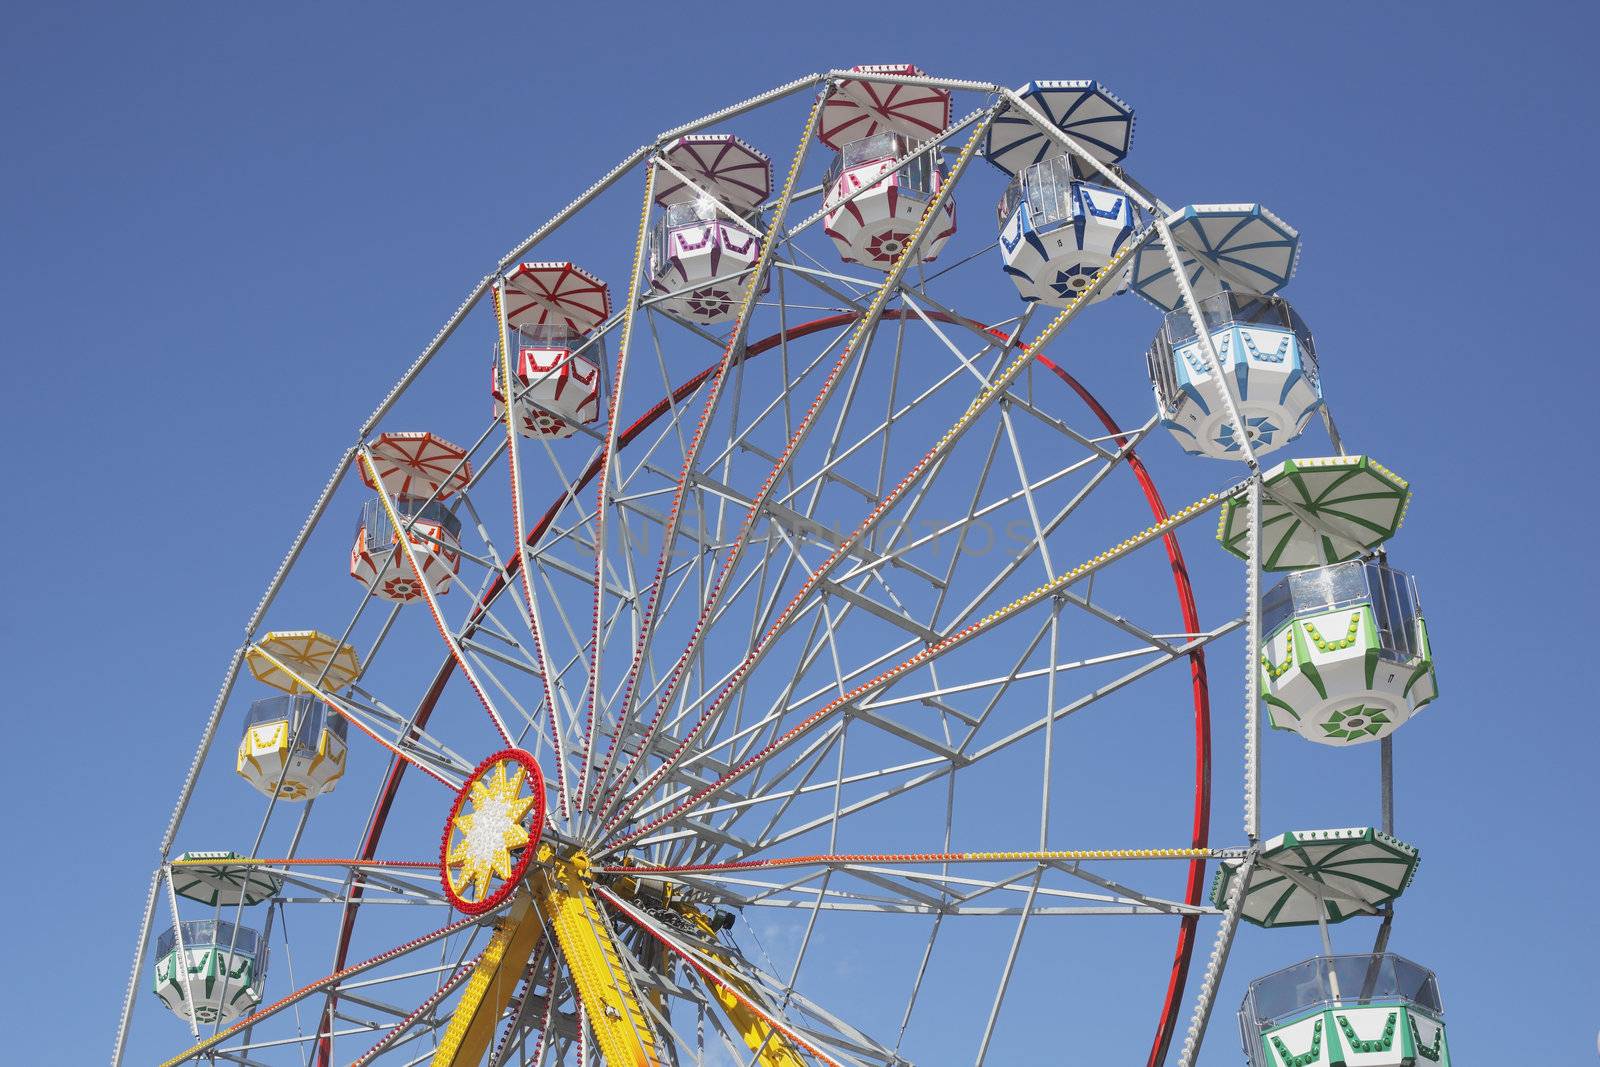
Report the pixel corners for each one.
[983,80,1134,177]
[1131,204,1301,312]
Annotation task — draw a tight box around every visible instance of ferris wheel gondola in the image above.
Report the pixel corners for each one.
[985,81,1139,307]
[649,134,772,324]
[820,64,957,267]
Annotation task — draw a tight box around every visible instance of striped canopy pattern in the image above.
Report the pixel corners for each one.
[1212,827,1420,928]
[983,79,1134,176]
[1131,203,1300,312]
[654,134,772,211]
[503,261,612,334]
[1218,456,1412,570]
[818,64,951,150]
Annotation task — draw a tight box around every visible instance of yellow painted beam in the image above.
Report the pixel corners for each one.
[431,893,544,1067]
[533,849,661,1067]
[682,910,808,1067]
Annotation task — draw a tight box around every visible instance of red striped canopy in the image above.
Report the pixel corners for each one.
[654,134,772,211]
[359,431,473,500]
[818,64,951,151]
[502,261,612,334]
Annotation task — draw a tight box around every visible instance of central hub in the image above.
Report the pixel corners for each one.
[441,748,547,914]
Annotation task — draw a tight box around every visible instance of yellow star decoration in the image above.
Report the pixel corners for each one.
[446,760,537,902]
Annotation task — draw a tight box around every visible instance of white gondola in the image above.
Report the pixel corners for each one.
[153,919,267,1026]
[1240,954,1450,1066]
[235,693,349,800]
[817,65,955,268]
[1260,559,1438,745]
[1146,290,1323,459]
[491,323,604,439]
[349,495,463,602]
[493,261,609,438]
[822,131,954,268]
[984,80,1137,305]
[996,154,1136,305]
[648,201,763,323]
[649,134,771,324]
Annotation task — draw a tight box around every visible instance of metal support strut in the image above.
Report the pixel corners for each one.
[532,848,662,1066]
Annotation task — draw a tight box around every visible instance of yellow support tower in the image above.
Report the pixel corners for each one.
[533,849,661,1067]
[431,893,545,1066]
[681,910,808,1067]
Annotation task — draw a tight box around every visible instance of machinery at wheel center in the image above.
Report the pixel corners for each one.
[432,841,807,1067]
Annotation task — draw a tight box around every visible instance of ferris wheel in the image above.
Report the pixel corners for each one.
[114,67,1451,1067]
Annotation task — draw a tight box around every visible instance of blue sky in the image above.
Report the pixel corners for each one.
[4,2,1597,1064]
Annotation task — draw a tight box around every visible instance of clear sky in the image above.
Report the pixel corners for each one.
[4,2,1597,1064]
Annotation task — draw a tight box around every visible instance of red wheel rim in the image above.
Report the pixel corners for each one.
[439,748,546,915]
[320,309,1211,1065]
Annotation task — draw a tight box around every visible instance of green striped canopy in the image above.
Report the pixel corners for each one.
[1218,456,1411,571]
[1211,827,1419,928]
[172,851,284,907]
